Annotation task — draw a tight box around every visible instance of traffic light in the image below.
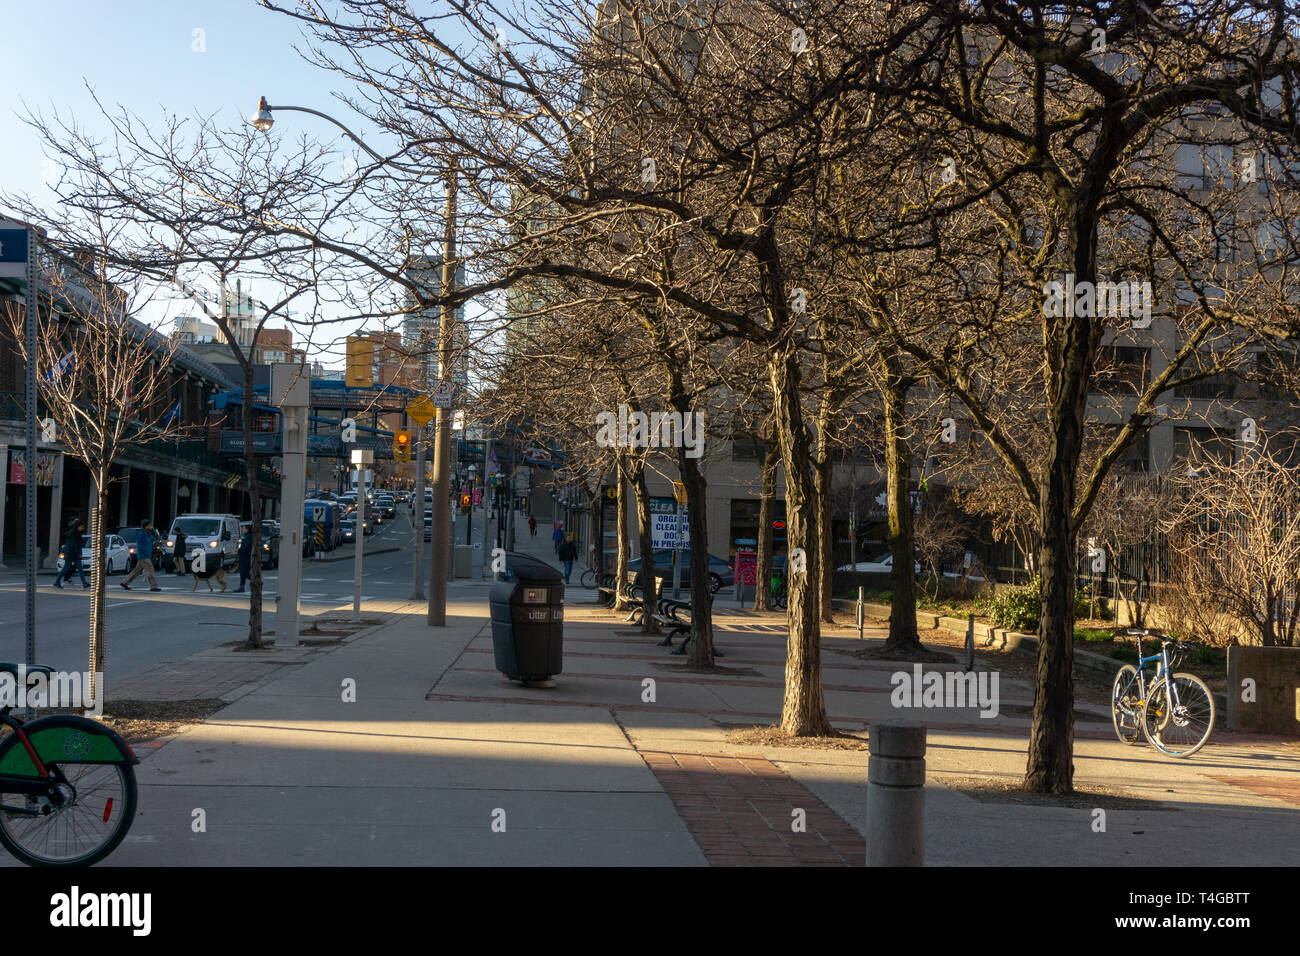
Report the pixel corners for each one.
[394,430,412,461]
[459,492,472,514]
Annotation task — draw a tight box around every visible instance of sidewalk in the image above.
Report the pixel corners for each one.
[58,581,1300,867]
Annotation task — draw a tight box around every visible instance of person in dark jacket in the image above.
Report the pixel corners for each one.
[234,529,253,593]
[552,523,565,555]
[54,520,88,588]
[557,532,578,583]
[528,515,537,537]
[172,529,188,574]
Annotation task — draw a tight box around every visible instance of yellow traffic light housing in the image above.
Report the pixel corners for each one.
[394,430,412,461]
[459,492,471,513]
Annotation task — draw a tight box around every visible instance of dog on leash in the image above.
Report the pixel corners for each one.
[189,551,228,592]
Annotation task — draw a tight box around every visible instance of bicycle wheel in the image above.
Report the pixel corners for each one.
[0,761,137,866]
[1110,664,1144,745]
[1141,673,1215,757]
[580,568,598,589]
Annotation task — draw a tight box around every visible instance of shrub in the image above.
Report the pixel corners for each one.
[983,577,1041,633]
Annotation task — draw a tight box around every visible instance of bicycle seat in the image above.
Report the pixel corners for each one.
[1122,628,1150,637]
[0,662,54,679]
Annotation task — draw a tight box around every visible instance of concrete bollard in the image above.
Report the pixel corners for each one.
[866,720,926,866]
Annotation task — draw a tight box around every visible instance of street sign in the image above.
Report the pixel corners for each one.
[432,380,456,409]
[407,393,436,426]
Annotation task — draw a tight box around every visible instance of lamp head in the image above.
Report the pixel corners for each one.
[250,96,274,132]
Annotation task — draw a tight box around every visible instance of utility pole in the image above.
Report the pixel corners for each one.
[427,159,458,626]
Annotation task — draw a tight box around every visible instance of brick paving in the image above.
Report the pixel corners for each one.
[638,750,865,866]
[1204,774,1300,807]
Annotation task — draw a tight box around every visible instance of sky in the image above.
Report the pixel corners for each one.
[0,0,449,369]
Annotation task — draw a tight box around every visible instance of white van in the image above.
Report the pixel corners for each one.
[166,514,242,570]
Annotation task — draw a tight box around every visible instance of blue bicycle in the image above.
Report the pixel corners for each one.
[1110,628,1215,757]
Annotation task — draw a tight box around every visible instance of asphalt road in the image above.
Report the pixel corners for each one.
[0,513,423,680]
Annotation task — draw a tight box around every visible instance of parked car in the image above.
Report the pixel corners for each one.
[166,514,241,570]
[837,552,921,575]
[627,549,735,593]
[59,534,133,575]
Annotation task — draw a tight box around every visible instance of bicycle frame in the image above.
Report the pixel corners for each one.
[0,710,71,808]
[1117,633,1182,714]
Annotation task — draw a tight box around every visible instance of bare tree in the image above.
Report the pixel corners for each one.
[2,229,185,700]
[1163,434,1300,648]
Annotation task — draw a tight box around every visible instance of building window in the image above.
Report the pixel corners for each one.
[731,437,765,462]
[1093,346,1150,394]
[1172,426,1234,470]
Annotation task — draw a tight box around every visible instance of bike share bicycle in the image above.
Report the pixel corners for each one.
[0,663,139,865]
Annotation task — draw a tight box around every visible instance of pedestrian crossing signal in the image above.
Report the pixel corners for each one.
[459,492,471,513]
[394,430,412,461]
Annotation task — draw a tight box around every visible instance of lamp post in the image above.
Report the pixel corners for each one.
[250,97,458,626]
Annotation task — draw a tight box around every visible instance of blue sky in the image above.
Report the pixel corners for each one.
[0,0,439,366]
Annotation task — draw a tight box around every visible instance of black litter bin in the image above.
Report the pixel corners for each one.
[489,552,565,686]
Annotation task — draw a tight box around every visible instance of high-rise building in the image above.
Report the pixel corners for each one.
[402,256,469,392]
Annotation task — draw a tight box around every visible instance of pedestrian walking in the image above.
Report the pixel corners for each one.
[557,532,578,584]
[120,520,162,591]
[528,515,537,537]
[552,522,564,555]
[172,528,188,574]
[54,520,88,588]
[234,528,252,593]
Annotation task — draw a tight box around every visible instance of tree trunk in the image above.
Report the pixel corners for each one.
[1025,229,1099,794]
[754,441,778,611]
[241,363,265,649]
[614,453,631,611]
[768,351,831,736]
[87,467,109,705]
[813,403,836,625]
[680,449,713,666]
[629,461,658,633]
[881,375,923,654]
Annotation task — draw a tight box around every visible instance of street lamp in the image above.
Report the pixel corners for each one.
[249,96,459,625]
[248,97,430,175]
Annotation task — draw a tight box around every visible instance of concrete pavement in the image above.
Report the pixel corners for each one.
[9,513,1296,867]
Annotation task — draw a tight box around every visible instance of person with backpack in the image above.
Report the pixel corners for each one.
[120,520,162,591]
[54,519,88,588]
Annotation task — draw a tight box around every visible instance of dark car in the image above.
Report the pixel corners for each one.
[241,520,281,569]
[627,549,735,594]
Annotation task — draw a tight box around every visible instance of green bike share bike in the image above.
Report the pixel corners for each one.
[0,663,139,865]
[1109,629,1216,758]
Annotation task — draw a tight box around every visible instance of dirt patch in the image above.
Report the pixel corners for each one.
[938,773,1174,810]
[852,643,957,664]
[32,698,227,745]
[722,723,871,751]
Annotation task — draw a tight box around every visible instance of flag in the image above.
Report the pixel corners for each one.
[164,400,181,425]
[44,350,74,383]
[486,445,499,480]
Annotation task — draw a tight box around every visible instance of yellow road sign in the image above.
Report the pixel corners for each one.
[407,394,436,427]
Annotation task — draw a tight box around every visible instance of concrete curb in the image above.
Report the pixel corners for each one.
[310,543,404,563]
